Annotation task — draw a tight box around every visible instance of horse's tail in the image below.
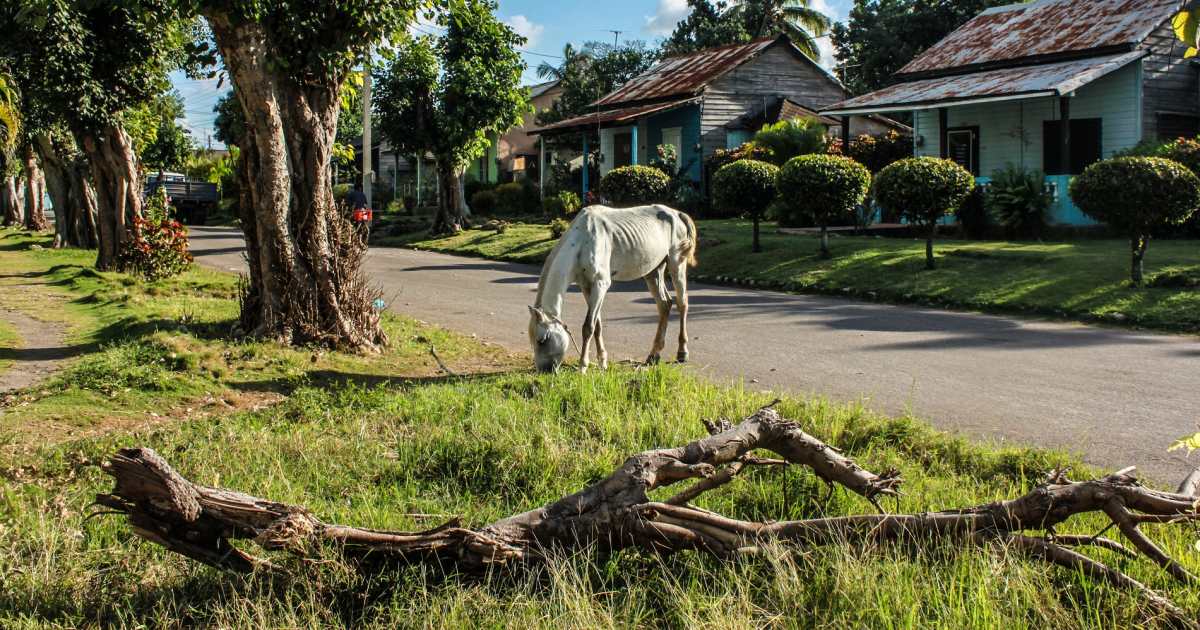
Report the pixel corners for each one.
[680,211,698,267]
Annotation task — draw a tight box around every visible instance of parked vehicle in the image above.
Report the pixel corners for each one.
[144,172,219,225]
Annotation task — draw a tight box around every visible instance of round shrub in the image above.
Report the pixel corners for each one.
[1161,138,1200,176]
[1069,156,1200,282]
[777,154,870,258]
[470,189,497,215]
[549,217,570,239]
[542,190,581,217]
[493,183,528,214]
[598,165,669,207]
[873,157,974,269]
[712,159,778,252]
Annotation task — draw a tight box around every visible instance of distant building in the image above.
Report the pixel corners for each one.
[823,0,1195,226]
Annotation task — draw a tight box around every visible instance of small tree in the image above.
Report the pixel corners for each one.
[712,159,778,253]
[752,117,829,166]
[598,165,669,207]
[1069,157,1200,283]
[777,155,870,258]
[873,157,974,270]
[375,1,529,235]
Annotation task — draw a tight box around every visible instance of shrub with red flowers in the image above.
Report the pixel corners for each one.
[116,190,194,281]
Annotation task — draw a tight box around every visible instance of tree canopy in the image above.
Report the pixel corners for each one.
[663,0,829,60]
[661,0,751,56]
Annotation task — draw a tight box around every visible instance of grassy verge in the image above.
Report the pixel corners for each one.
[1,226,1197,627]
[0,313,20,381]
[385,219,1200,334]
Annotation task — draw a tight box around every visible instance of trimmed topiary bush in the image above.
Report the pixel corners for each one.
[873,157,975,270]
[1069,157,1200,283]
[777,155,870,258]
[469,189,497,215]
[598,165,670,207]
[712,159,779,252]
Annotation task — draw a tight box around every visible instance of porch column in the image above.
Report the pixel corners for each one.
[841,116,852,152]
[582,131,589,197]
[415,156,421,207]
[631,124,639,166]
[938,107,949,160]
[1060,96,1072,175]
[539,136,546,198]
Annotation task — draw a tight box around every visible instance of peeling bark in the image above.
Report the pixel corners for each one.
[431,163,472,235]
[1,177,21,226]
[20,143,48,232]
[80,125,141,270]
[206,13,385,351]
[34,133,98,249]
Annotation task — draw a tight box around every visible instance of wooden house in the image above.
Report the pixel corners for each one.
[530,36,904,196]
[823,0,1197,226]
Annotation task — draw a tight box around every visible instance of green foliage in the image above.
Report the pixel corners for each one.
[212,91,246,147]
[986,163,1051,239]
[725,0,831,60]
[470,189,497,215]
[662,0,752,56]
[874,157,974,226]
[493,183,528,214]
[116,191,194,281]
[1069,158,1200,233]
[708,142,776,174]
[752,118,829,166]
[777,154,870,228]
[549,217,570,239]
[133,91,196,171]
[713,159,779,220]
[954,185,989,240]
[1169,429,1200,456]
[598,165,670,206]
[832,0,1010,96]
[374,1,530,174]
[402,193,417,214]
[835,131,912,173]
[542,190,582,217]
[650,143,696,203]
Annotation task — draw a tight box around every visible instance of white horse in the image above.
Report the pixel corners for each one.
[529,204,697,373]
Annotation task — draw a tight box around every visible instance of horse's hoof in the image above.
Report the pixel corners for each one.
[645,354,661,366]
[579,365,589,374]
[676,351,689,363]
[599,359,608,370]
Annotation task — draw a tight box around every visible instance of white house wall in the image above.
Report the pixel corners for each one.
[598,121,651,178]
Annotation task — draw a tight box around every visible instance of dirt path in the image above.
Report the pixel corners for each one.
[0,308,69,393]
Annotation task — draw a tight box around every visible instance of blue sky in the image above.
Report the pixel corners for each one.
[173,0,853,148]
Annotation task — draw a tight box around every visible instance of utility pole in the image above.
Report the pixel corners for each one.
[362,47,373,211]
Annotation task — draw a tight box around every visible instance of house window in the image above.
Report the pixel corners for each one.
[1043,118,1102,176]
[1158,114,1200,141]
[614,133,633,168]
[727,129,754,150]
[662,127,683,166]
[946,127,980,176]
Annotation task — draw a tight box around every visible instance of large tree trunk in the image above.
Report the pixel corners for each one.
[1,177,21,226]
[34,132,99,249]
[206,13,385,351]
[430,162,472,235]
[80,124,141,270]
[20,144,48,232]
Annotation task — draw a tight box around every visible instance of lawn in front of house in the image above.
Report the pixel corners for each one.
[383,218,1200,334]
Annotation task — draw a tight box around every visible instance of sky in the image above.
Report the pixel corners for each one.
[172,0,855,150]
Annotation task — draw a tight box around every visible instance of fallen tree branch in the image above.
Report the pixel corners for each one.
[95,407,1200,624]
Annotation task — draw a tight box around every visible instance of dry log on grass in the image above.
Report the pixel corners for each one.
[95,403,1200,626]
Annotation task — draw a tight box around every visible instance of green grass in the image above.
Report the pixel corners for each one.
[2,225,1199,628]
[0,312,20,380]
[387,219,1200,334]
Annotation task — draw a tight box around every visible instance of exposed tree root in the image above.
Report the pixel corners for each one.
[95,404,1200,626]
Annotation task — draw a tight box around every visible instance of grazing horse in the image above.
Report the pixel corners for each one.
[528,204,696,373]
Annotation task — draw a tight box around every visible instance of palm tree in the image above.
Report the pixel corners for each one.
[535,43,592,82]
[727,0,831,61]
[0,70,21,155]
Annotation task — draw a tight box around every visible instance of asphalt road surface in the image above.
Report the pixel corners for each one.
[188,225,1200,484]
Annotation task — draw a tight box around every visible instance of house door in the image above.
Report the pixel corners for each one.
[614,133,633,168]
[947,127,980,176]
[662,127,682,166]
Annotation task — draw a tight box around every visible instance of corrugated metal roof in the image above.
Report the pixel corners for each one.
[529,80,560,100]
[594,37,784,107]
[824,51,1146,115]
[528,98,699,136]
[899,0,1179,77]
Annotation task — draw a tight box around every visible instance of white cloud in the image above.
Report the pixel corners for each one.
[507,15,545,49]
[644,0,691,36]
[810,0,843,70]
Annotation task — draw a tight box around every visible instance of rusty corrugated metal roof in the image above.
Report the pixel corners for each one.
[594,37,787,107]
[824,51,1147,115]
[899,0,1180,78]
[528,98,699,136]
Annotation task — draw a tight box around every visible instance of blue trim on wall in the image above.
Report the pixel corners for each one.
[646,105,703,182]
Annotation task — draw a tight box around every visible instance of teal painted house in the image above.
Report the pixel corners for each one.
[531,36,899,198]
[824,0,1198,227]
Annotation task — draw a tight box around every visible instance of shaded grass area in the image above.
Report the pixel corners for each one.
[387,219,1200,334]
[1,226,1198,628]
[0,312,20,381]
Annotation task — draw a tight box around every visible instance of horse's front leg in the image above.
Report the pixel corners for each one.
[579,278,609,373]
[593,313,608,370]
[669,262,690,362]
[643,265,672,364]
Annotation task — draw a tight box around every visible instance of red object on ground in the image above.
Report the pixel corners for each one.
[351,208,373,222]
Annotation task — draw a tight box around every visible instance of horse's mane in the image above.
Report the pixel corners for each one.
[534,229,572,309]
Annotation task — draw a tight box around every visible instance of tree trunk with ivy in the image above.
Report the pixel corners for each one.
[20,143,48,232]
[431,162,473,234]
[206,14,385,352]
[1,178,21,226]
[34,132,98,249]
[80,124,141,270]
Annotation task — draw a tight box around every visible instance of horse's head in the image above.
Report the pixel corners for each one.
[528,306,571,373]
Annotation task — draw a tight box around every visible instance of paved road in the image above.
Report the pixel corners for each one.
[188,226,1200,483]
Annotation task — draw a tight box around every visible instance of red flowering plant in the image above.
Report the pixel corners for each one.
[117,189,195,281]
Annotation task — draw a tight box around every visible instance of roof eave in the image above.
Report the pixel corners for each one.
[896,43,1137,81]
[823,90,1059,116]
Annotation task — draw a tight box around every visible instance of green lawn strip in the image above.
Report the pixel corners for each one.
[384,219,1200,334]
[2,366,1192,628]
[0,315,19,381]
[0,229,521,444]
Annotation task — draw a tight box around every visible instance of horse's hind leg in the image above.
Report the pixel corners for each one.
[643,264,672,364]
[668,259,690,362]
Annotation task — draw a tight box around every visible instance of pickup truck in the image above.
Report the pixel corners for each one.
[144,173,219,225]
